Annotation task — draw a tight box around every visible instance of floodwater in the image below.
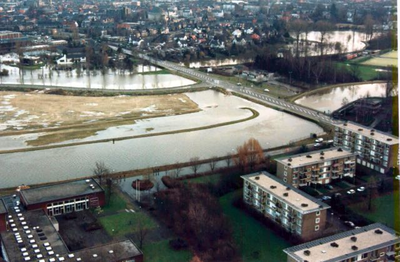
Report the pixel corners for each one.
[0,64,196,90]
[295,83,388,113]
[0,90,323,188]
[180,58,253,68]
[291,30,376,56]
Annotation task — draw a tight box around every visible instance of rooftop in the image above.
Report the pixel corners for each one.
[335,121,399,146]
[284,223,400,262]
[19,179,104,206]
[242,172,330,214]
[0,209,69,262]
[276,147,355,168]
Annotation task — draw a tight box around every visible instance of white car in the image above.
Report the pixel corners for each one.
[315,138,324,143]
[344,221,355,227]
[357,187,365,192]
[314,143,321,147]
[264,88,270,92]
[347,189,356,194]
[395,175,400,180]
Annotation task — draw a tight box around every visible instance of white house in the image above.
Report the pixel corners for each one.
[56,54,86,65]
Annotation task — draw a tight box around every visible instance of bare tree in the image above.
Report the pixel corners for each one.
[225,153,232,168]
[312,61,325,84]
[175,162,183,177]
[315,21,334,56]
[363,15,375,41]
[209,157,218,172]
[289,19,308,57]
[93,161,110,185]
[134,216,150,249]
[190,157,202,175]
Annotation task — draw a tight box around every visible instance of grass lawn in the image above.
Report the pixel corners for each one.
[102,191,127,213]
[360,50,398,68]
[99,212,157,237]
[220,190,290,262]
[143,239,192,262]
[333,181,351,189]
[349,191,399,229]
[336,62,379,81]
[186,173,222,184]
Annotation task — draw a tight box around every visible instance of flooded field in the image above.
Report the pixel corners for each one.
[0,90,323,188]
[0,64,196,90]
[294,83,388,113]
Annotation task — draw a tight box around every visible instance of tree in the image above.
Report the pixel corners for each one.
[225,153,232,168]
[190,157,202,175]
[366,177,378,211]
[314,21,334,56]
[289,19,308,57]
[330,3,338,22]
[364,15,375,42]
[93,161,110,185]
[234,138,265,172]
[134,216,150,249]
[209,157,218,172]
[312,60,325,84]
[175,162,183,177]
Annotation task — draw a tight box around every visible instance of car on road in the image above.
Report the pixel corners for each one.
[347,189,356,194]
[237,83,242,86]
[322,196,332,201]
[344,221,356,228]
[314,143,321,147]
[264,88,270,92]
[315,138,324,143]
[357,187,365,192]
[395,175,400,180]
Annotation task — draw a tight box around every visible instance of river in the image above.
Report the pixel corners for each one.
[0,90,323,188]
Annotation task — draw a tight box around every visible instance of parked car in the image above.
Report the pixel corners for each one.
[395,175,400,180]
[322,196,332,201]
[334,193,342,197]
[314,143,321,147]
[344,221,356,227]
[325,185,334,190]
[347,189,356,194]
[315,138,324,143]
[237,83,242,86]
[357,187,365,192]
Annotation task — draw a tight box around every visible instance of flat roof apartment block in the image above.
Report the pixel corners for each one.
[242,172,330,241]
[334,122,399,174]
[276,147,356,188]
[284,223,400,262]
[19,179,105,216]
[0,199,8,233]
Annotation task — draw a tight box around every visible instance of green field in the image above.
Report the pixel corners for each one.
[186,173,222,184]
[99,211,157,237]
[102,191,128,213]
[349,191,399,228]
[336,62,380,81]
[143,239,192,262]
[361,50,398,68]
[219,190,290,262]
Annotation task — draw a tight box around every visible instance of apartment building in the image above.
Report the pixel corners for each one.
[334,121,399,174]
[276,147,356,188]
[284,223,400,262]
[242,172,330,241]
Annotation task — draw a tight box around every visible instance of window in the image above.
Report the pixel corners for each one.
[380,252,385,257]
[315,225,319,231]
[316,211,320,216]
[361,253,368,259]
[315,218,320,223]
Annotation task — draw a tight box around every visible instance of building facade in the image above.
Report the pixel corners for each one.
[242,172,330,241]
[0,200,7,233]
[276,147,356,188]
[284,223,400,262]
[19,179,105,216]
[334,122,399,174]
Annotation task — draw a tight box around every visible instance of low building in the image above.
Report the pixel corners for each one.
[19,179,105,216]
[334,121,399,174]
[0,31,29,54]
[242,172,330,241]
[0,199,7,232]
[0,208,143,262]
[284,223,400,262]
[56,54,86,65]
[276,147,356,188]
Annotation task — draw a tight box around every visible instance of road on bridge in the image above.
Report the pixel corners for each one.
[112,46,341,126]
